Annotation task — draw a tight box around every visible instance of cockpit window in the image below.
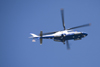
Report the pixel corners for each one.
[68,30,73,32]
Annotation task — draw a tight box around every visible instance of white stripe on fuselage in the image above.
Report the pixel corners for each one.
[43,30,81,37]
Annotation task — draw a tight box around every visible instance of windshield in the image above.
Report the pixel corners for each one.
[68,30,73,32]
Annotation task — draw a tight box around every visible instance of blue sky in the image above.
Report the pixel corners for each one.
[0,0,100,67]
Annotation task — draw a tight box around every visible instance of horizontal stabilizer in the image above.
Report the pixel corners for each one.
[29,36,33,38]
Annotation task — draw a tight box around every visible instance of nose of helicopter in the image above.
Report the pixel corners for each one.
[82,32,88,37]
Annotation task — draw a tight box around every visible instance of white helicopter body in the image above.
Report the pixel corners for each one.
[29,9,90,49]
[30,30,87,44]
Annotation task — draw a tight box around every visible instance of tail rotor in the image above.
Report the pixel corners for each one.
[40,31,43,45]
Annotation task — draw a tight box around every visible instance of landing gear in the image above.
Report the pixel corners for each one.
[63,42,65,44]
[62,40,65,44]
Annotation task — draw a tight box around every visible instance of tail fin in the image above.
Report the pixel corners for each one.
[30,33,39,38]
[29,33,39,42]
[30,32,43,44]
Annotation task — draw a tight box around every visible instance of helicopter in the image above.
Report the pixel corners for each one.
[29,9,91,49]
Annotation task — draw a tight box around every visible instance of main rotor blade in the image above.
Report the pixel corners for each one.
[43,31,57,35]
[67,23,91,30]
[66,40,70,50]
[61,9,66,30]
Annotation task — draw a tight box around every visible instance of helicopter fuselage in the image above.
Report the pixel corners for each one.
[41,30,88,42]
